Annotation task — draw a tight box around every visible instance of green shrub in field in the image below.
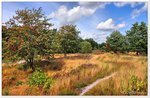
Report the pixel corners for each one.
[27,69,54,92]
[28,70,46,86]
[129,75,144,92]
[80,41,92,53]
[16,81,23,86]
[43,78,53,91]
[121,75,145,95]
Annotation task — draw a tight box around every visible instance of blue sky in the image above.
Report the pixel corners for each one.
[2,2,148,43]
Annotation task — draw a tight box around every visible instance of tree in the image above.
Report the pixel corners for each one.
[106,30,124,53]
[98,42,107,52]
[2,8,53,71]
[121,36,129,53]
[85,38,98,50]
[79,41,92,53]
[37,29,59,59]
[58,25,80,57]
[126,22,147,55]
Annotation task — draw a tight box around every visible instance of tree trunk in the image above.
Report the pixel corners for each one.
[64,53,67,57]
[52,54,55,58]
[136,51,139,56]
[29,58,35,71]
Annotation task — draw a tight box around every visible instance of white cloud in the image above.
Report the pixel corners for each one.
[96,18,125,31]
[131,3,148,19]
[79,2,109,9]
[114,2,142,8]
[49,2,109,25]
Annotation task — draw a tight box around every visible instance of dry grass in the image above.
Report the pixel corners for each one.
[85,54,147,95]
[2,53,147,95]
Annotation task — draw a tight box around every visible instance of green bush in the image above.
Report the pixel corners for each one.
[43,78,54,91]
[129,75,144,92]
[121,75,145,95]
[80,41,92,53]
[16,81,23,86]
[28,70,47,86]
[27,70,54,91]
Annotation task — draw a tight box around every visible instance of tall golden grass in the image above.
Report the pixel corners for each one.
[2,53,147,95]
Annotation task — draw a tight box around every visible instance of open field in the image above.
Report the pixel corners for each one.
[2,52,147,95]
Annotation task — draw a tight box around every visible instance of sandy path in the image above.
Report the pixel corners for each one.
[16,60,26,64]
[79,72,117,96]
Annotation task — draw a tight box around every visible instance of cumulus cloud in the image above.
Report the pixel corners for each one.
[131,3,148,19]
[49,2,109,25]
[79,2,109,9]
[114,2,142,8]
[96,18,125,31]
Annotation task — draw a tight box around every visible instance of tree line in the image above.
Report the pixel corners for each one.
[2,8,147,71]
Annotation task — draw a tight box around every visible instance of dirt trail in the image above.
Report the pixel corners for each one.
[16,59,50,64]
[79,72,117,96]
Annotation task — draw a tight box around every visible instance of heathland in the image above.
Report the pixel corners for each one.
[2,52,147,95]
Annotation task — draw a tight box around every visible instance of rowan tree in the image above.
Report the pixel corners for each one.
[2,8,53,71]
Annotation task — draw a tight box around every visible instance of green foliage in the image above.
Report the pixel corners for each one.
[106,31,125,53]
[2,7,53,71]
[58,25,80,56]
[43,78,54,92]
[105,22,147,54]
[16,81,23,86]
[126,22,147,55]
[121,75,145,95]
[98,42,107,52]
[129,75,144,92]
[27,70,54,90]
[37,29,59,58]
[28,70,47,86]
[80,41,92,53]
[85,38,98,50]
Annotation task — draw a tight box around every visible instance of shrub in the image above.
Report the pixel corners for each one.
[43,78,54,93]
[28,70,47,86]
[27,69,54,92]
[16,81,23,86]
[80,41,92,53]
[129,75,144,92]
[121,75,145,95]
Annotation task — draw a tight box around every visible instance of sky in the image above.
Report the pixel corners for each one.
[2,2,148,43]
